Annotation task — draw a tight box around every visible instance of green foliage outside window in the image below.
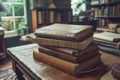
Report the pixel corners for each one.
[1,0,26,35]
[14,4,24,16]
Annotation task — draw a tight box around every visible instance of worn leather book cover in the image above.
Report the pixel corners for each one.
[93,32,120,43]
[35,23,93,41]
[111,64,120,79]
[32,36,93,50]
[33,50,101,76]
[42,42,99,57]
[38,45,99,63]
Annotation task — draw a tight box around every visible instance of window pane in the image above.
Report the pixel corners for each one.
[2,18,14,31]
[15,18,25,29]
[14,0,23,3]
[14,4,24,16]
[1,0,11,2]
[1,4,13,16]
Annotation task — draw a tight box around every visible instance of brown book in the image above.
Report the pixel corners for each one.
[38,46,99,63]
[32,36,93,50]
[42,42,99,56]
[34,23,93,41]
[33,50,101,76]
[93,32,120,43]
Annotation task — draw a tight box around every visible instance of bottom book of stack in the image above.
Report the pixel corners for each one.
[33,49,102,77]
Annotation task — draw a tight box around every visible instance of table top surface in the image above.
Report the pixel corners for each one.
[7,44,119,80]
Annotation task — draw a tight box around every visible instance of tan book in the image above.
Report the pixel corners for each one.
[33,50,101,76]
[93,32,120,43]
[38,46,99,63]
[116,27,120,34]
[34,23,93,41]
[108,23,119,32]
[32,36,93,50]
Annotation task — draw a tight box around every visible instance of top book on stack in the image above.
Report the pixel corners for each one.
[32,23,93,50]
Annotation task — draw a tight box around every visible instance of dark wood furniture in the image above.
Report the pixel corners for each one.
[32,8,72,32]
[7,44,120,80]
[0,27,6,59]
[91,0,120,27]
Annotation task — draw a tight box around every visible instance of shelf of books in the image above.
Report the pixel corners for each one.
[32,8,73,32]
[91,0,120,27]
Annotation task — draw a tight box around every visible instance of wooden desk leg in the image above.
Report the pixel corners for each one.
[12,60,25,80]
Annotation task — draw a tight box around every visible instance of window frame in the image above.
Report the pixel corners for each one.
[1,0,27,38]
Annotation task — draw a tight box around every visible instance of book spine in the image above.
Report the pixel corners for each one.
[39,46,99,63]
[43,42,99,57]
[32,37,93,50]
[38,46,76,63]
[33,51,101,76]
[98,45,120,56]
[94,40,117,49]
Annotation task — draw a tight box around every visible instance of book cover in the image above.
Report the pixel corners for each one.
[98,45,120,56]
[32,36,93,50]
[93,32,120,42]
[38,46,99,63]
[94,39,120,49]
[33,50,101,76]
[34,23,93,41]
[42,42,99,56]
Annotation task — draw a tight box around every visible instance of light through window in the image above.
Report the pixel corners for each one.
[1,0,27,32]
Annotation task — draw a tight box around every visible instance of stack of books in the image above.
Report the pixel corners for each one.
[32,23,102,77]
[93,32,120,56]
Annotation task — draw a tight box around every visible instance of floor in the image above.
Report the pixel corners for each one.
[0,57,12,70]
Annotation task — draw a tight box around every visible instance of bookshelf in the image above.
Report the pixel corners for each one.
[91,0,120,27]
[31,8,72,32]
[0,27,6,59]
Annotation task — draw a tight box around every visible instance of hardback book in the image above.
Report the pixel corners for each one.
[42,42,99,57]
[32,36,93,50]
[38,45,99,63]
[111,64,120,79]
[94,39,120,49]
[98,45,120,56]
[34,23,93,41]
[33,50,101,76]
[93,32,120,43]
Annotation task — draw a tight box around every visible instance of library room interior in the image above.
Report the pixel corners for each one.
[0,0,120,80]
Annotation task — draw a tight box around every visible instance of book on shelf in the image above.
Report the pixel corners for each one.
[38,45,99,63]
[94,38,120,49]
[42,42,99,57]
[34,23,93,42]
[33,50,101,77]
[32,36,93,50]
[93,32,120,43]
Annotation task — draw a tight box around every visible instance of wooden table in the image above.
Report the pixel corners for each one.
[7,44,119,80]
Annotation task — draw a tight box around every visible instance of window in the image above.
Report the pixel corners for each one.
[1,0,27,36]
[71,0,86,16]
